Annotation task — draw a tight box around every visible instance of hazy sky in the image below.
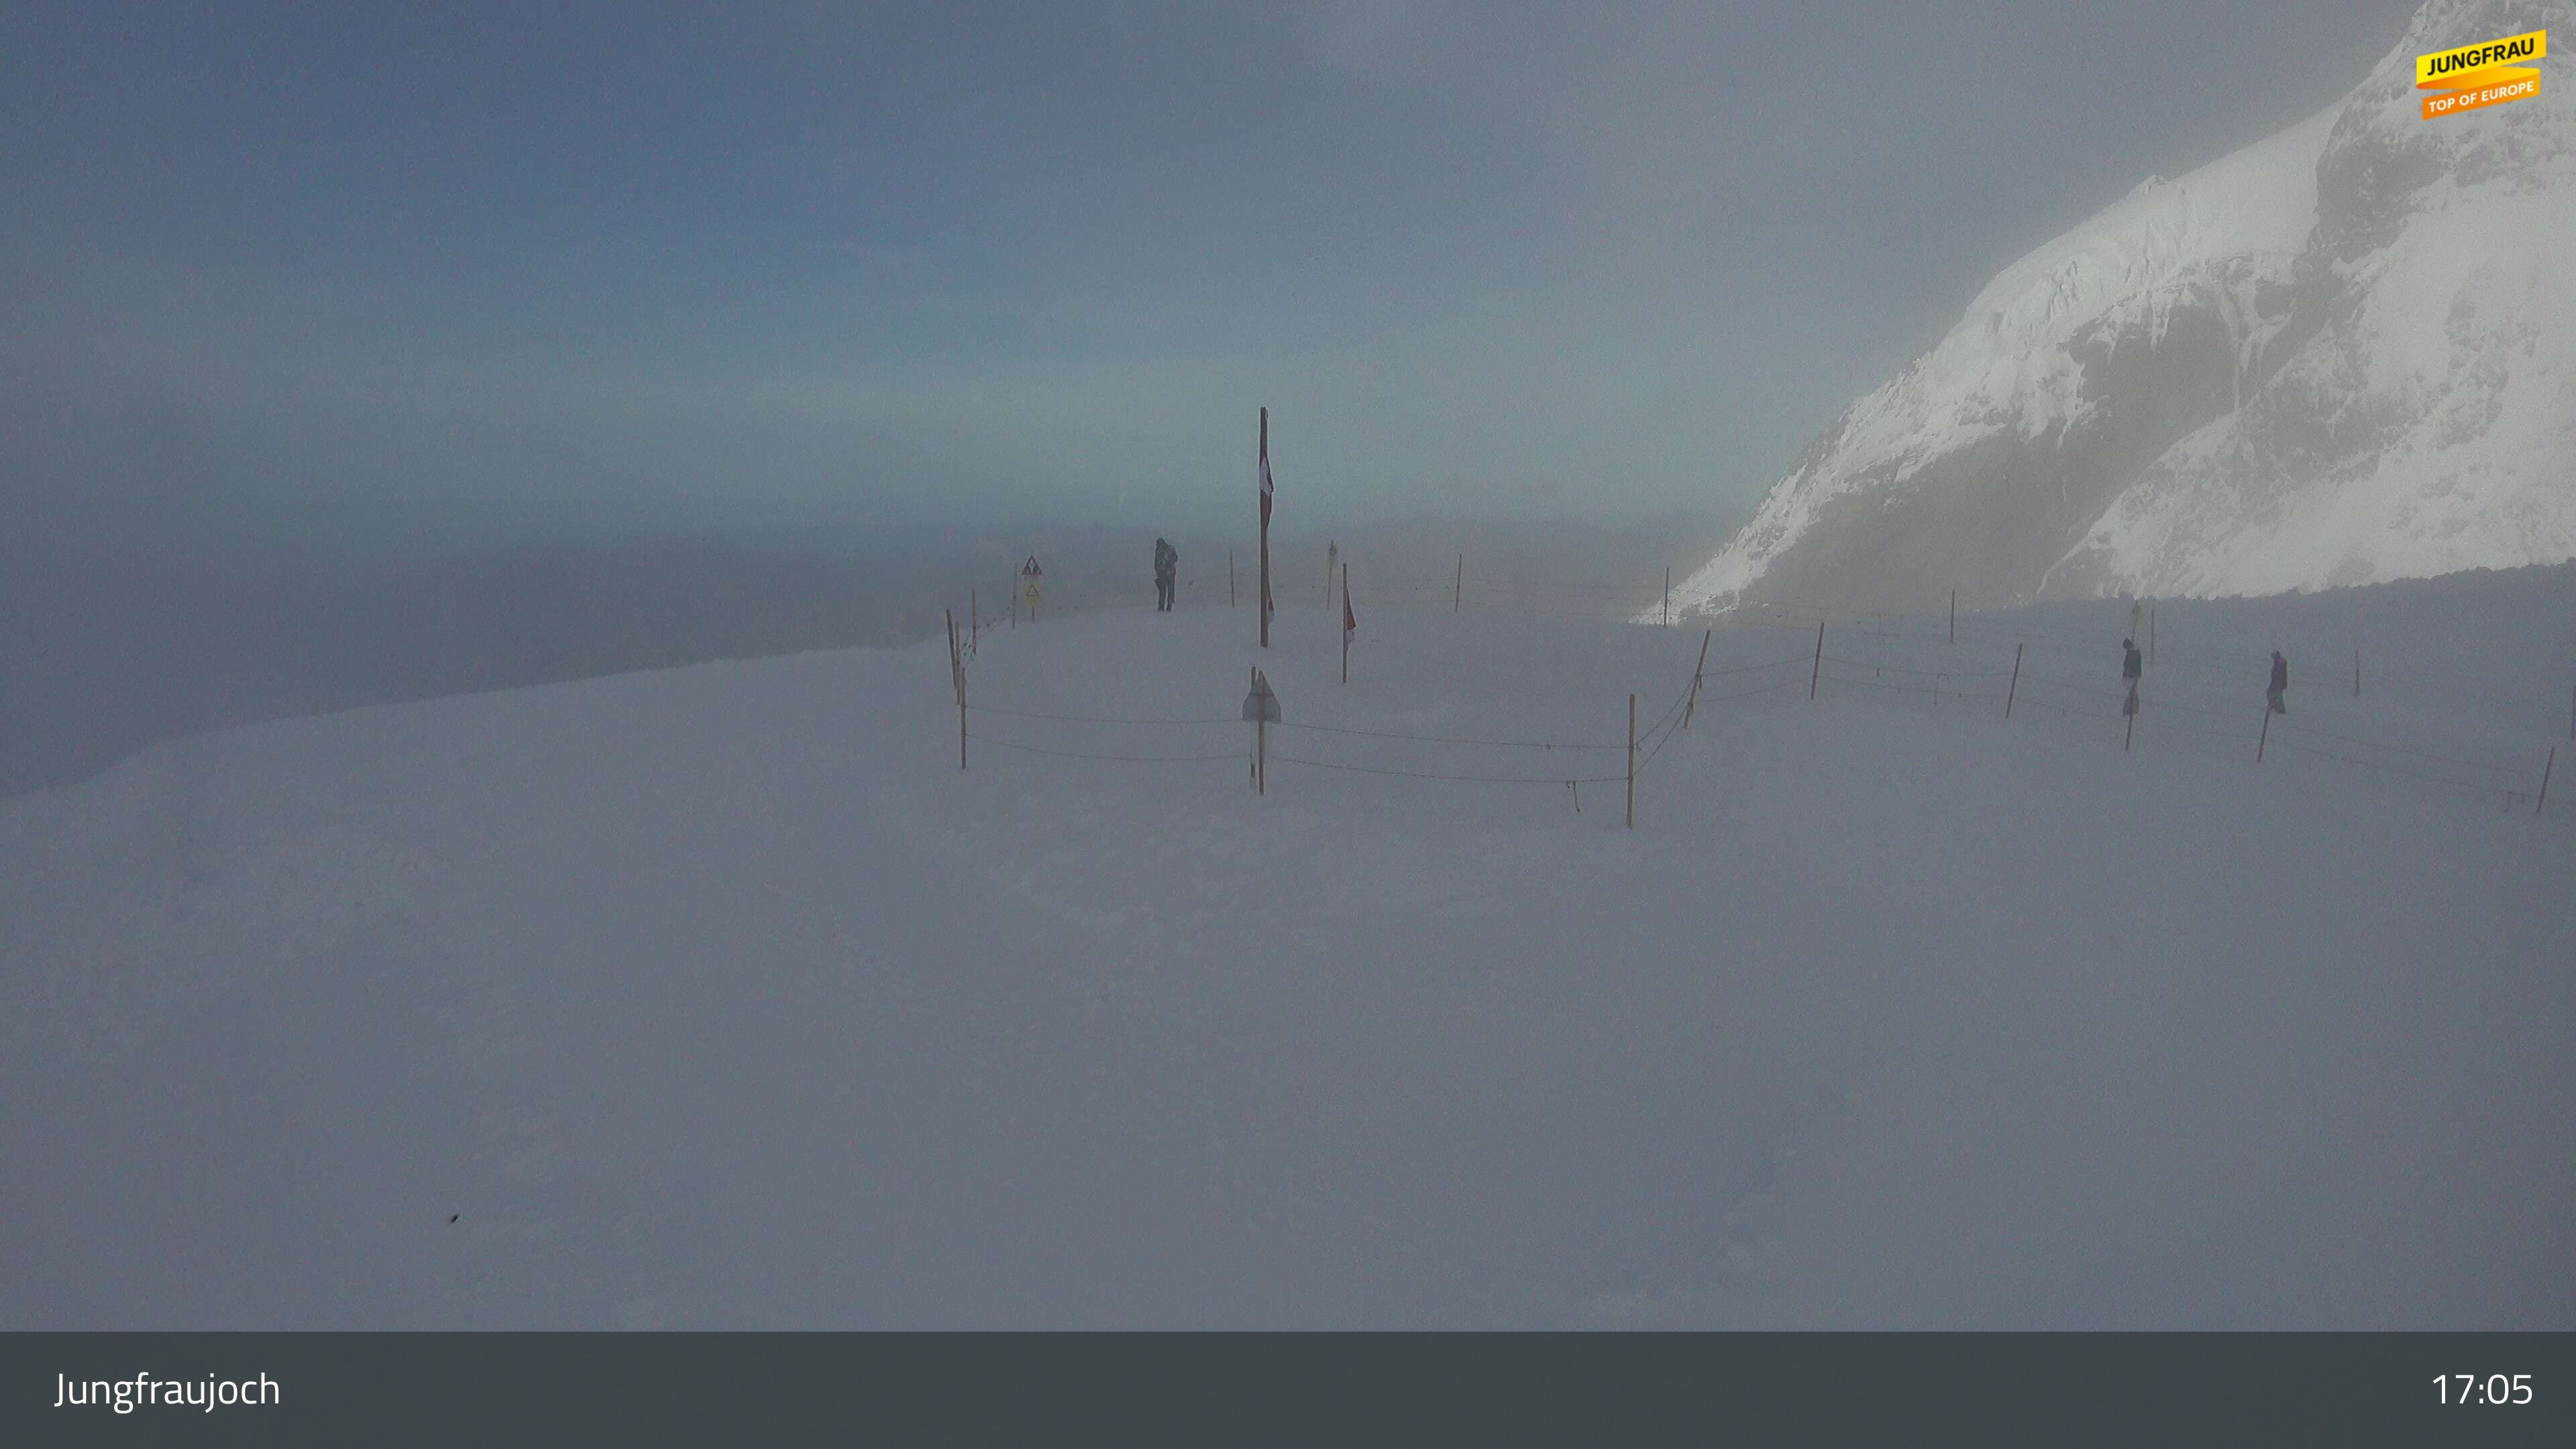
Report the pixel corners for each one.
[3,0,2425,549]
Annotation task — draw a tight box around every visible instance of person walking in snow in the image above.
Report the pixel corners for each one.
[2267,650,2290,715]
[2121,637,2144,718]
[1152,537,1179,612]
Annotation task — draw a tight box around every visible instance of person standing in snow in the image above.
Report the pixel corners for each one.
[2121,637,2144,718]
[2267,650,2290,715]
[1152,537,1179,612]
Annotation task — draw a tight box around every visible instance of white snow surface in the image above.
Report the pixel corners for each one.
[5,576,2571,1328]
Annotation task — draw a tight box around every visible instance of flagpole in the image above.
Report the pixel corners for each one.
[1258,407,1271,649]
[1340,564,1350,684]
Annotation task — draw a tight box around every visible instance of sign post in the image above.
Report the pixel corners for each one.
[1020,556,1044,625]
[946,610,967,771]
[1242,669,1281,794]
[1258,409,1275,649]
[1340,565,1353,684]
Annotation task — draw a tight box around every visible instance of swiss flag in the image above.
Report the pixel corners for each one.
[1258,429,1274,529]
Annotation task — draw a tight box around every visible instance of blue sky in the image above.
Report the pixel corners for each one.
[3,1,2422,547]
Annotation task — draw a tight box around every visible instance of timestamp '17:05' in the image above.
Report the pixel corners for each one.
[2436,1374,2532,1405]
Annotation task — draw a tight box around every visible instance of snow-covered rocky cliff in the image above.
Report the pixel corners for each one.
[1672,0,2574,616]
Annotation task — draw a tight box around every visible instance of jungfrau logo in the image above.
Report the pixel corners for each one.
[2416,28,2545,118]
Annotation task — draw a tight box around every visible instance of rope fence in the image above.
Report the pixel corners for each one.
[938,570,2562,825]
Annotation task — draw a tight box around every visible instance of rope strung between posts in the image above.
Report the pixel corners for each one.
[967,703,1238,726]
[1270,720,1624,751]
[969,733,1245,764]
[1267,755,1628,785]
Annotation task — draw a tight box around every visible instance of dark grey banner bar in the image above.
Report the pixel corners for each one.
[7,1332,2570,1447]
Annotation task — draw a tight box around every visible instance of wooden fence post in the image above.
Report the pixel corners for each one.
[947,610,966,771]
[1626,692,1636,830]
[1809,622,1824,700]
[1682,629,1711,730]
[2005,643,2023,718]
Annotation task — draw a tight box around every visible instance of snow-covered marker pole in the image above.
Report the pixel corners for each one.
[947,610,967,771]
[1682,629,1711,730]
[2257,701,2272,763]
[1258,408,1273,649]
[971,589,978,655]
[2005,644,2023,718]
[1340,564,1353,685]
[1809,623,1824,700]
[1949,589,1956,644]
[1229,549,1236,608]
[2538,746,2554,816]
[1664,569,1670,627]
[1454,554,1462,613]
[1626,692,1636,830]
[2354,649,2362,698]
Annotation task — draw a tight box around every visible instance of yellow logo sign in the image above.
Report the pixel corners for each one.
[2417,28,2545,118]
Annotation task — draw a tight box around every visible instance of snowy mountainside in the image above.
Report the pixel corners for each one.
[4,570,2571,1328]
[1672,0,2576,617]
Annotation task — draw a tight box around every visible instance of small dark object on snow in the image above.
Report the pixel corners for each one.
[449,1214,460,1223]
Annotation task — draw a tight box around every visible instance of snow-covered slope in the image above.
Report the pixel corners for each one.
[6,572,2571,1328]
[1673,0,2576,617]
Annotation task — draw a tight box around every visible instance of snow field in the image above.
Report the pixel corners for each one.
[3,572,2569,1326]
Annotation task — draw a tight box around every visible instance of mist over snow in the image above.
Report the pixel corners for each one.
[6,559,2569,1328]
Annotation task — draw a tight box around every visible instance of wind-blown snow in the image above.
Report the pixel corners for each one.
[1672,0,2576,615]
[1674,102,2338,608]
[6,572,2570,1328]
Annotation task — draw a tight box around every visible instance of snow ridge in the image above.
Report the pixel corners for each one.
[1672,0,2576,615]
